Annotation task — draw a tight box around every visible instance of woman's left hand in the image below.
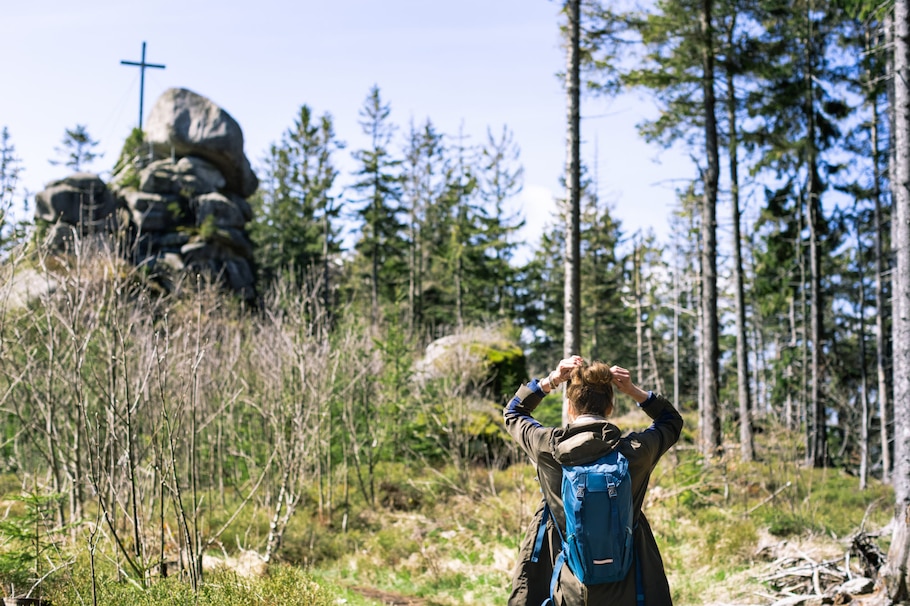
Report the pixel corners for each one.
[551,355,583,385]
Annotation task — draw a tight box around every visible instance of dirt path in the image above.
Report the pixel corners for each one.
[350,585,429,606]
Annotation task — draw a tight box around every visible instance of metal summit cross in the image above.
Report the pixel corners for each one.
[120,41,166,130]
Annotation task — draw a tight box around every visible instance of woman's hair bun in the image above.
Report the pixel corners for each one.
[580,362,613,393]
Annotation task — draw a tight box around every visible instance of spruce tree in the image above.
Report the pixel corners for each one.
[618,0,723,456]
[250,105,343,296]
[50,124,101,172]
[476,126,525,319]
[401,119,447,336]
[349,85,406,324]
[748,0,852,466]
[0,127,23,250]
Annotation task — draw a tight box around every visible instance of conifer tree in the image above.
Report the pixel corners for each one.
[748,0,852,467]
[563,0,583,379]
[349,85,406,324]
[250,105,343,297]
[581,194,636,368]
[50,124,101,172]
[401,119,447,336]
[617,0,723,456]
[476,126,525,318]
[718,0,762,461]
[523,174,635,373]
[834,12,893,484]
[0,127,22,250]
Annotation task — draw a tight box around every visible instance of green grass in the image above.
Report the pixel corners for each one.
[41,558,339,606]
[0,420,897,606]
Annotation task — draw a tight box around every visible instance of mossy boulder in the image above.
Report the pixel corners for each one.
[414,327,527,403]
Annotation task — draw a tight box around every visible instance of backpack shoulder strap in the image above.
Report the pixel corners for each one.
[634,546,645,606]
[542,548,567,606]
[530,503,551,563]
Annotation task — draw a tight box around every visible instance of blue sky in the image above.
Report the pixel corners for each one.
[2,0,693,259]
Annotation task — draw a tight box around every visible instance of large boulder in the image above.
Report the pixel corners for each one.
[35,173,118,231]
[123,190,187,233]
[192,192,247,229]
[138,156,225,198]
[414,327,527,402]
[0,268,58,311]
[145,88,258,197]
[32,89,259,303]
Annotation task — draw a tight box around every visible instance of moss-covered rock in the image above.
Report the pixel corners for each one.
[414,327,527,403]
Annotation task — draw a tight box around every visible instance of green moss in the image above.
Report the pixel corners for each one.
[112,127,146,190]
[470,339,527,404]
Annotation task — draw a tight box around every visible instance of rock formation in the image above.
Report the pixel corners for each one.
[35,173,119,249]
[144,87,259,198]
[34,88,258,301]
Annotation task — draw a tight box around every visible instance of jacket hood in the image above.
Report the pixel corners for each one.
[551,421,622,466]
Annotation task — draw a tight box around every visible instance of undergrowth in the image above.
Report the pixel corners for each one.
[0,411,895,605]
[302,410,894,605]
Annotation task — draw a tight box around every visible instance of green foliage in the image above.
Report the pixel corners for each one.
[249,104,343,292]
[0,490,69,597]
[111,127,145,190]
[0,127,22,250]
[45,559,338,606]
[50,124,101,172]
[470,337,527,404]
[194,213,216,240]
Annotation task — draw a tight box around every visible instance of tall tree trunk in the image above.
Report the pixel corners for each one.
[883,0,910,599]
[634,239,645,380]
[371,199,380,324]
[857,211,870,491]
[805,12,826,466]
[455,249,464,330]
[700,0,722,458]
[323,204,333,325]
[563,0,582,424]
[408,202,421,336]
[725,29,754,462]
[873,21,892,485]
[673,240,681,408]
[797,200,810,449]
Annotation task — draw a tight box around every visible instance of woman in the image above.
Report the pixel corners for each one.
[504,356,683,606]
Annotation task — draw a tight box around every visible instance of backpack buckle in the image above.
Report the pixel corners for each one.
[608,483,618,498]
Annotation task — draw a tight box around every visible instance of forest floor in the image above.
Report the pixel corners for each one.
[351,586,430,605]
[13,414,899,606]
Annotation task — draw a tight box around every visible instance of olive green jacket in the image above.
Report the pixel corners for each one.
[504,379,683,606]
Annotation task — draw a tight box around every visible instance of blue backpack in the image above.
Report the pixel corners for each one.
[532,449,643,605]
[562,449,634,583]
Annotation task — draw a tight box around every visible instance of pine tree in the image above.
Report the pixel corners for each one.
[401,119,448,336]
[522,173,637,376]
[476,126,525,319]
[0,127,23,250]
[563,0,583,386]
[580,193,636,367]
[834,13,893,484]
[619,0,723,456]
[718,0,763,461]
[250,105,343,297]
[50,124,101,172]
[349,85,406,324]
[748,0,852,467]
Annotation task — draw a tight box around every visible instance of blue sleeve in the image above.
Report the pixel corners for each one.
[503,380,554,464]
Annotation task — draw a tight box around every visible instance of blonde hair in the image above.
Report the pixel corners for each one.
[565,361,614,417]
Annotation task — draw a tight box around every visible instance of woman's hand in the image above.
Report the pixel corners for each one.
[549,355,583,387]
[610,365,650,403]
